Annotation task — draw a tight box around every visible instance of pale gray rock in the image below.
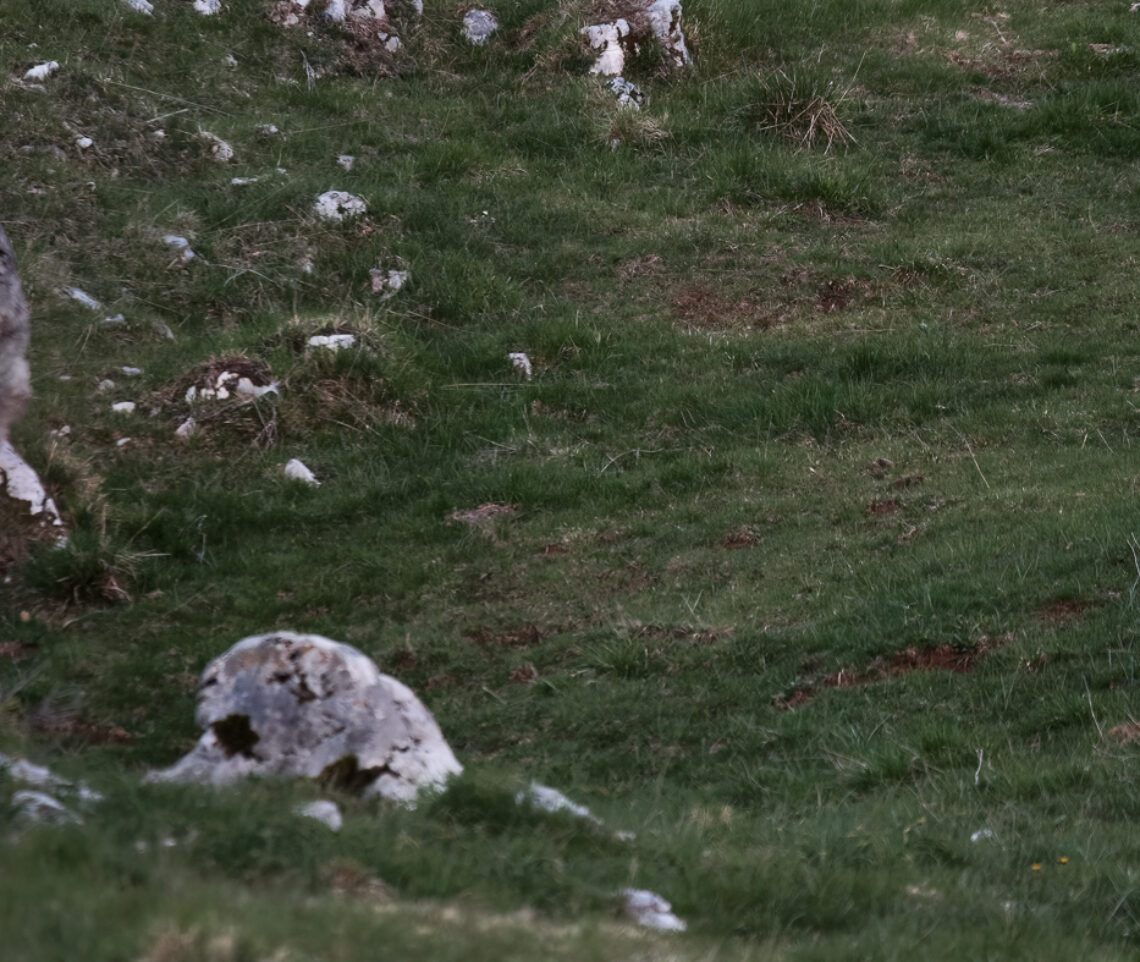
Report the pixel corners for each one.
[294,799,343,830]
[147,632,463,804]
[12,790,82,825]
[646,0,691,68]
[517,782,602,825]
[313,190,367,221]
[462,9,498,45]
[0,441,65,532]
[0,224,31,444]
[621,888,687,931]
[282,458,319,485]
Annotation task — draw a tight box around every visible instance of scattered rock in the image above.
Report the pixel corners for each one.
[1,752,102,805]
[199,131,234,163]
[508,352,533,380]
[101,313,127,326]
[462,9,498,45]
[193,0,222,14]
[369,267,408,299]
[111,401,137,414]
[307,333,357,351]
[23,62,60,83]
[61,287,103,311]
[162,235,196,263]
[581,20,630,76]
[971,828,995,842]
[283,458,320,485]
[517,782,603,826]
[96,378,117,393]
[12,790,81,825]
[231,176,259,186]
[120,366,143,377]
[1,441,66,533]
[336,154,355,171]
[125,0,154,13]
[146,631,463,804]
[607,76,643,109]
[184,360,279,403]
[295,799,343,831]
[175,416,198,440]
[256,123,281,136]
[314,190,367,222]
[75,136,94,150]
[621,888,686,932]
[645,0,691,68]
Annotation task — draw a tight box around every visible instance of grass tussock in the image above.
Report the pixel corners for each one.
[745,67,858,152]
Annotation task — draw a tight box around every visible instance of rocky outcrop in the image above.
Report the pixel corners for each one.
[0,223,30,445]
[147,632,463,804]
[581,1,691,76]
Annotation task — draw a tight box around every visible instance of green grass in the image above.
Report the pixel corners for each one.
[3,0,1140,958]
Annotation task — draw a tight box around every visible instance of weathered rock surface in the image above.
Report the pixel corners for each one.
[147,632,463,804]
[621,888,687,931]
[462,9,498,45]
[581,1,691,76]
[0,224,30,445]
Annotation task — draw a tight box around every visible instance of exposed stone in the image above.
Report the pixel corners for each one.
[125,0,154,14]
[0,224,31,445]
[581,19,630,76]
[295,799,343,830]
[621,888,687,931]
[200,132,235,163]
[61,287,102,311]
[314,190,367,221]
[1,441,65,533]
[462,9,498,45]
[23,62,60,83]
[646,0,691,68]
[516,782,602,826]
[162,235,196,263]
[307,333,356,351]
[111,401,137,414]
[508,352,533,380]
[283,458,319,485]
[607,76,643,110]
[146,632,463,804]
[12,790,81,825]
[193,0,222,14]
[369,267,409,299]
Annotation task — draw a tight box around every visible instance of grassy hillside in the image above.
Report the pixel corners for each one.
[3,1,1140,958]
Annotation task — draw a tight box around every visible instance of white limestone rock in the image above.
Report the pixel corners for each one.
[621,888,687,931]
[125,0,154,14]
[462,9,498,45]
[608,76,643,110]
[295,799,343,830]
[581,19,630,76]
[307,333,356,351]
[517,782,602,825]
[314,190,367,222]
[194,0,222,14]
[12,790,82,825]
[146,632,463,804]
[200,131,234,163]
[23,62,60,83]
[369,267,408,299]
[163,235,196,263]
[282,458,319,485]
[508,352,533,380]
[646,0,691,68]
[61,287,103,311]
[0,441,65,531]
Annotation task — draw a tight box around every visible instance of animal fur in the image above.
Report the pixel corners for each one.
[0,223,31,444]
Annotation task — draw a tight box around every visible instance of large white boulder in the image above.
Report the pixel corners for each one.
[147,632,462,804]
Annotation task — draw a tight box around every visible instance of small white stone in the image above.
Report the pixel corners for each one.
[313,190,367,222]
[256,124,280,136]
[101,313,126,326]
[193,0,221,14]
[283,458,320,486]
[231,177,259,186]
[111,401,136,414]
[462,9,498,45]
[120,366,143,377]
[152,129,166,140]
[307,334,356,351]
[200,132,234,164]
[23,61,60,82]
[970,828,995,842]
[508,352,533,380]
[295,799,343,831]
[621,888,686,932]
[162,235,195,261]
[517,783,600,824]
[336,155,355,171]
[75,136,94,150]
[581,21,629,76]
[96,379,117,393]
[175,417,198,440]
[234,377,278,399]
[0,444,65,528]
[62,287,102,311]
[12,790,82,825]
[222,54,238,68]
[370,268,409,299]
[49,425,71,439]
[125,0,154,13]
[116,437,132,447]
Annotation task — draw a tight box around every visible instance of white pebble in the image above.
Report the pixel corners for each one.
[283,459,319,486]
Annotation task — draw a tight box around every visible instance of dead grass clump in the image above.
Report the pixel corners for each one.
[747,69,857,153]
[672,285,778,331]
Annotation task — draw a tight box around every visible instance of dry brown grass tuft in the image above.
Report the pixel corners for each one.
[748,69,857,153]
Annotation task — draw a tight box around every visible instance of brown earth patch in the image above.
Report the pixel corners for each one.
[672,285,779,331]
[1108,722,1140,745]
[540,542,569,556]
[721,526,758,550]
[866,498,899,516]
[773,633,1013,710]
[618,254,662,281]
[30,717,133,744]
[465,624,547,649]
[817,278,874,314]
[447,502,519,525]
[0,640,36,660]
[1037,599,1092,624]
[509,662,539,684]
